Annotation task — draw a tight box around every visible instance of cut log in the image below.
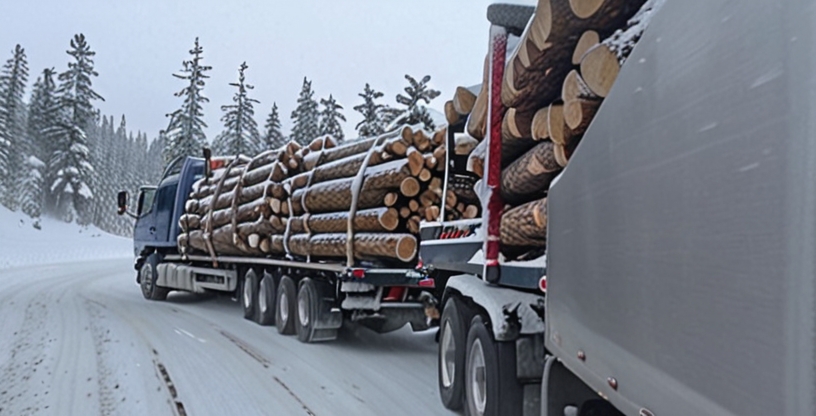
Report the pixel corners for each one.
[466,54,489,140]
[302,233,418,263]
[454,134,479,156]
[290,207,400,234]
[418,169,433,183]
[200,198,273,231]
[425,205,441,221]
[408,199,420,213]
[573,30,600,64]
[432,128,446,147]
[564,98,601,134]
[453,86,478,115]
[501,197,548,248]
[412,130,432,152]
[463,205,480,219]
[400,207,411,219]
[547,103,573,146]
[424,154,438,170]
[419,189,441,208]
[467,139,487,178]
[384,192,399,207]
[501,108,539,166]
[502,0,646,112]
[406,147,425,177]
[531,107,550,141]
[301,128,401,171]
[406,216,421,234]
[400,177,421,198]
[501,140,561,206]
[554,143,569,167]
[445,100,463,126]
[579,0,660,97]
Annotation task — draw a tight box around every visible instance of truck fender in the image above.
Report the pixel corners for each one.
[443,274,545,341]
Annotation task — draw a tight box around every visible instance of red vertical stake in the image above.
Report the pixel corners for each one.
[483,25,507,283]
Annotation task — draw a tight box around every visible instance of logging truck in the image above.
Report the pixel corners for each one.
[116,0,816,415]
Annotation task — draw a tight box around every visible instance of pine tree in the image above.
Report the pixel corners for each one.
[213,62,261,155]
[22,68,57,219]
[46,34,104,224]
[261,103,286,150]
[383,74,441,131]
[0,44,30,210]
[353,83,386,138]
[164,37,211,165]
[289,77,319,146]
[318,94,346,142]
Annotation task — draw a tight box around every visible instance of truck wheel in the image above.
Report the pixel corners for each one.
[140,253,168,301]
[242,269,260,321]
[438,296,474,410]
[464,315,522,416]
[276,276,297,335]
[296,278,318,343]
[256,271,277,326]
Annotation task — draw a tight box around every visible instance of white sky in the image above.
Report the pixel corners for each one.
[0,0,533,141]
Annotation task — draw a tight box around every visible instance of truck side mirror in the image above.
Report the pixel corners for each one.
[117,191,128,215]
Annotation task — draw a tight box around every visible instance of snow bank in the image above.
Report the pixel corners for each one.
[0,206,133,270]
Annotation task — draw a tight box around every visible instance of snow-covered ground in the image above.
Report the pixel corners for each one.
[0,207,132,270]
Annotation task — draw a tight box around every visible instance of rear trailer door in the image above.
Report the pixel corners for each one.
[546,0,816,415]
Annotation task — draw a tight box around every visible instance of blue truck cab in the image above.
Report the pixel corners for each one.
[130,157,204,265]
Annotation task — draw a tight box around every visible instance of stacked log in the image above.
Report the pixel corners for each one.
[177,125,456,265]
[461,0,662,258]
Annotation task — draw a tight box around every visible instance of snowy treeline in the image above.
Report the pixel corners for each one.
[0,34,442,237]
[0,36,161,236]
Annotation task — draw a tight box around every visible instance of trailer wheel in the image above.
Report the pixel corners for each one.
[140,253,168,301]
[256,271,277,326]
[276,276,297,335]
[464,315,522,416]
[295,278,318,343]
[438,296,474,410]
[242,269,260,321]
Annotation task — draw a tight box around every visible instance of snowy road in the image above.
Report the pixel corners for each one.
[0,259,454,416]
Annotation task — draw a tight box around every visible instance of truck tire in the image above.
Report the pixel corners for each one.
[242,269,260,321]
[295,278,318,343]
[256,271,277,326]
[438,296,475,410]
[140,253,169,301]
[464,315,523,416]
[276,275,297,335]
[486,3,534,36]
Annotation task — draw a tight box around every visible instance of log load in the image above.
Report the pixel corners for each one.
[466,55,490,140]
[500,197,548,258]
[579,0,664,97]
[502,0,646,113]
[501,141,561,205]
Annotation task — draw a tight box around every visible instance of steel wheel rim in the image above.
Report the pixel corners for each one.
[468,338,487,415]
[441,320,456,388]
[279,290,289,322]
[259,279,268,313]
[298,288,310,327]
[243,276,253,309]
[141,264,153,297]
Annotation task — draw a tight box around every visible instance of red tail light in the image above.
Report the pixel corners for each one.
[418,278,435,288]
[210,159,225,170]
[539,276,547,292]
[351,268,366,279]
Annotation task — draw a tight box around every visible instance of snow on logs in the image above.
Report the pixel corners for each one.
[177,125,463,265]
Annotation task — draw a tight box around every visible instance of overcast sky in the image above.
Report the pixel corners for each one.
[0,0,534,141]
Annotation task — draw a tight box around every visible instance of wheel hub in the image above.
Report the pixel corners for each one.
[298,289,310,327]
[468,338,487,415]
[441,321,456,388]
[279,291,289,322]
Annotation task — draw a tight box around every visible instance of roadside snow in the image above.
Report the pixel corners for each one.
[0,206,133,270]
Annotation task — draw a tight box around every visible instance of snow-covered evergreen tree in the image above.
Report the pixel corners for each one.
[383,74,441,131]
[164,37,211,165]
[261,103,286,150]
[0,44,30,210]
[46,34,104,224]
[213,62,261,155]
[289,77,319,146]
[353,83,386,138]
[27,68,57,167]
[318,94,346,142]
